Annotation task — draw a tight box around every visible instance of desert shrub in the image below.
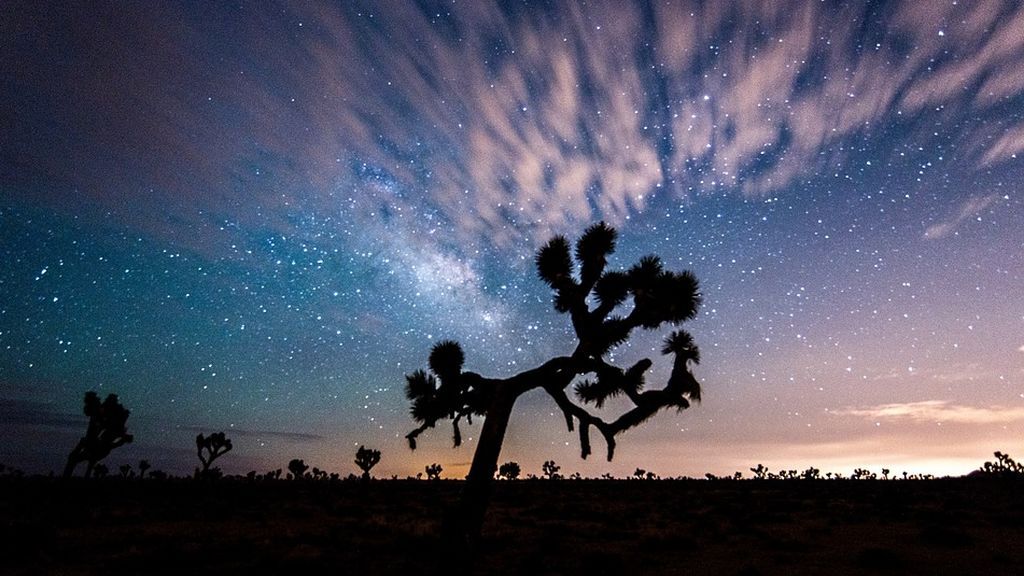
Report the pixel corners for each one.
[498,461,521,480]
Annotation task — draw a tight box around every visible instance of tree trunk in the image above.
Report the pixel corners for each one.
[444,382,518,549]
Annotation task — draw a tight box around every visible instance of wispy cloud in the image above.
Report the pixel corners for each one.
[7,1,1024,249]
[924,194,1000,239]
[0,398,83,429]
[835,400,1024,425]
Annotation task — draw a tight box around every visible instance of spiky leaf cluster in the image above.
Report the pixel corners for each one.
[536,236,574,289]
[576,221,616,287]
[404,340,488,449]
[429,340,464,379]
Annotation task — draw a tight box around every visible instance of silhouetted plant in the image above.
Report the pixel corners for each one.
[751,464,769,480]
[497,461,520,480]
[138,459,150,479]
[355,446,381,480]
[425,463,443,480]
[978,451,1024,477]
[542,460,562,480]
[851,468,877,480]
[881,468,890,480]
[801,467,821,480]
[287,459,309,480]
[63,392,134,478]
[119,464,133,479]
[93,463,109,478]
[403,223,705,544]
[195,432,233,480]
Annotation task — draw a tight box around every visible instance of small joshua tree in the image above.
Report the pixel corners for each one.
[64,392,134,478]
[979,451,1024,477]
[138,459,150,479]
[195,432,233,479]
[287,458,309,480]
[355,446,381,480]
[425,463,443,480]
[542,460,562,480]
[404,222,705,544]
[497,461,521,481]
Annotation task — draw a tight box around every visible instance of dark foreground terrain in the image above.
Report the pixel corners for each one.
[1,477,1022,575]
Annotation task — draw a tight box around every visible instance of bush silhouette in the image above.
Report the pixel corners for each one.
[355,446,381,479]
[195,432,233,480]
[63,392,133,478]
[404,222,705,544]
[497,461,521,480]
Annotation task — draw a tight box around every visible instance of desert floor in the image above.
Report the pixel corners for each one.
[1,477,1022,575]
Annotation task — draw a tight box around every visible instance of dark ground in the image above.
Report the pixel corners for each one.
[1,477,1022,575]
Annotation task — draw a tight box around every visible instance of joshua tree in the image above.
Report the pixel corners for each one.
[355,446,381,479]
[425,463,443,480]
[542,460,562,480]
[195,432,233,479]
[978,451,1024,477]
[287,459,309,480]
[404,222,705,544]
[497,461,521,481]
[138,459,151,479]
[64,392,134,478]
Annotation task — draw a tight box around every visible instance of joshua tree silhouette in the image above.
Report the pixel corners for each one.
[196,432,233,479]
[355,446,381,479]
[404,222,704,544]
[63,392,134,478]
[287,458,309,480]
[425,463,443,480]
[542,460,562,480]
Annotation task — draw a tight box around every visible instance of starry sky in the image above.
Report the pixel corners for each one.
[3,0,1023,479]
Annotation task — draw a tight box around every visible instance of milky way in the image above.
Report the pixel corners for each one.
[2,0,1023,478]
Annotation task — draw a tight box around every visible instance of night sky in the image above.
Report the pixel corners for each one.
[3,0,1023,479]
